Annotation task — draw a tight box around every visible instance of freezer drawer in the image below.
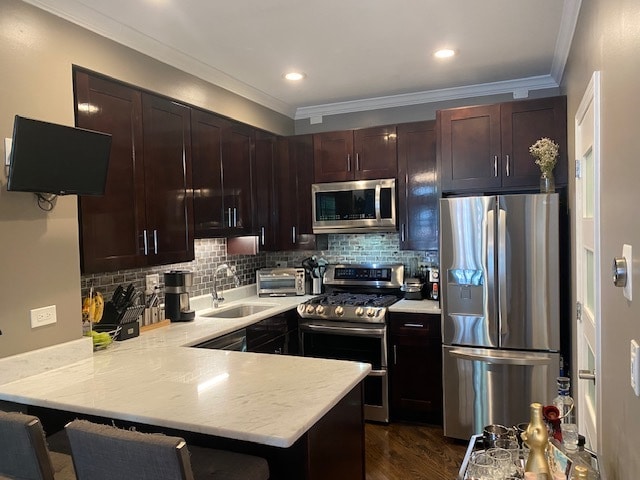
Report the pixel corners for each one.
[442,345,559,440]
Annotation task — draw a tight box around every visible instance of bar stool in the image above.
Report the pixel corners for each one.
[0,411,75,480]
[65,419,269,480]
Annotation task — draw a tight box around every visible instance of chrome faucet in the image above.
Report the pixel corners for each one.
[212,263,241,308]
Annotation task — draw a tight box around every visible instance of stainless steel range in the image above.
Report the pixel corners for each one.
[297,263,404,423]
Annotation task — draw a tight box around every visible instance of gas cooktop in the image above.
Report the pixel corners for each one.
[297,263,404,323]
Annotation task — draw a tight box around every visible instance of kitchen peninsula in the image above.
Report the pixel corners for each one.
[0,290,370,480]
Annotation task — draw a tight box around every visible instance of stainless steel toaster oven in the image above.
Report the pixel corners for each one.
[256,268,306,297]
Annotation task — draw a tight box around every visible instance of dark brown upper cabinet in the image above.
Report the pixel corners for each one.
[253,131,277,250]
[276,135,323,250]
[438,96,567,193]
[313,126,398,183]
[74,70,194,274]
[191,108,255,237]
[397,121,438,251]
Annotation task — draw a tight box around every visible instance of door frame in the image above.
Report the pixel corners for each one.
[574,71,602,452]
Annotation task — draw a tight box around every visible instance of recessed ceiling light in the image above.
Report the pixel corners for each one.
[434,49,456,59]
[284,72,306,81]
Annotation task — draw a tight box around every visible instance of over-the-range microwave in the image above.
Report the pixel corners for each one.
[311,178,397,234]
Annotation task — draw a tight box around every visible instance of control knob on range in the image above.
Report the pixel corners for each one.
[305,304,316,315]
[315,305,326,315]
[334,306,344,317]
[366,308,377,318]
[355,307,365,317]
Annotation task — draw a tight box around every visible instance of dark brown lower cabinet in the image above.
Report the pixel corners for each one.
[389,312,443,425]
[246,310,299,355]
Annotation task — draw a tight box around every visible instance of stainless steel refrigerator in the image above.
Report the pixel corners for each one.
[440,194,560,440]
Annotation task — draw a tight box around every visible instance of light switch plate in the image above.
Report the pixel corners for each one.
[631,339,640,396]
[623,244,633,301]
[145,273,160,294]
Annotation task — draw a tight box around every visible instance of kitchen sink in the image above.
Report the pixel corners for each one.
[200,304,275,319]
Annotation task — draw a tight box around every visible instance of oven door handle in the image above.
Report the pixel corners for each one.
[301,323,385,337]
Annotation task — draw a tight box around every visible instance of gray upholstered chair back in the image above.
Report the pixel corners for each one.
[0,411,56,480]
[65,420,194,480]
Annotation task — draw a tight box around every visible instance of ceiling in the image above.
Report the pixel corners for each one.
[23,0,581,120]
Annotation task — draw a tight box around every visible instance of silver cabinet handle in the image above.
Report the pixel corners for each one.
[393,345,397,365]
[401,223,405,242]
[260,226,265,246]
[356,152,360,171]
[292,226,296,244]
[494,156,499,177]
[227,208,232,227]
[233,208,237,227]
[579,369,596,383]
[505,154,510,176]
[142,229,148,255]
[403,323,424,328]
[153,229,158,254]
[347,153,351,172]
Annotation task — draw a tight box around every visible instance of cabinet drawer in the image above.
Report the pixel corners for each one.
[389,313,440,338]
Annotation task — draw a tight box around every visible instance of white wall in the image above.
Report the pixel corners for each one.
[562,0,640,477]
[0,0,292,358]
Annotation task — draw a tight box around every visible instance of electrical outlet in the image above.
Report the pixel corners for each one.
[145,273,160,294]
[30,305,57,328]
[275,261,286,268]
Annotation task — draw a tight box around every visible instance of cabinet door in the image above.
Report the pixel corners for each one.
[397,121,438,251]
[74,70,147,273]
[439,104,502,192]
[254,131,277,250]
[191,109,228,237]
[313,130,354,182]
[275,137,296,250]
[222,123,254,234]
[142,93,194,265]
[501,96,568,188]
[389,313,442,424]
[353,125,398,180]
[276,135,318,250]
[291,134,315,235]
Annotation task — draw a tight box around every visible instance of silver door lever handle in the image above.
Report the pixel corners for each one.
[579,369,596,383]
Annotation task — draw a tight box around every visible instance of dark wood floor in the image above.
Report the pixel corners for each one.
[365,422,467,480]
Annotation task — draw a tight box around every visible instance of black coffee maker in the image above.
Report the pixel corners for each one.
[164,270,195,322]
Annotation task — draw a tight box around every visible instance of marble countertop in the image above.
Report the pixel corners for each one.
[0,286,370,448]
[389,298,441,314]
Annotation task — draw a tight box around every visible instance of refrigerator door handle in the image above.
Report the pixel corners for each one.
[449,348,554,366]
[498,208,508,336]
[486,207,497,333]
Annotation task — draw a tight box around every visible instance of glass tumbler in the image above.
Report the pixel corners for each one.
[486,447,515,477]
[466,452,498,480]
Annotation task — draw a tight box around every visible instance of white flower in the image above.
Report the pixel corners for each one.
[529,137,559,175]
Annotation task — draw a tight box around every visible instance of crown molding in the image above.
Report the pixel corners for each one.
[294,75,559,120]
[21,0,297,118]
[551,0,583,84]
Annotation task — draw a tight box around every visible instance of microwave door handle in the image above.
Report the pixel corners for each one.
[375,184,381,221]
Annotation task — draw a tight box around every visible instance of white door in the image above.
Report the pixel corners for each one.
[574,71,601,451]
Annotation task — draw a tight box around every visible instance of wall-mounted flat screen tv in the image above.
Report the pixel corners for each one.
[7,115,112,196]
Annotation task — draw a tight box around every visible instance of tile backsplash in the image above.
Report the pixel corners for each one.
[81,234,436,305]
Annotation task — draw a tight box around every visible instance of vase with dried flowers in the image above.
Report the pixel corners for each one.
[529,137,559,193]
